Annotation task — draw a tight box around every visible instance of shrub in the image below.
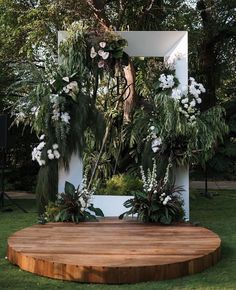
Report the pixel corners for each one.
[119,161,185,224]
[44,181,104,223]
[98,174,143,196]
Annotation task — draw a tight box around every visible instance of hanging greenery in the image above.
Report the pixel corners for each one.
[125,57,228,176]
[11,23,129,213]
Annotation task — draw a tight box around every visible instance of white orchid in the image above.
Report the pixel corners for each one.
[37,141,46,150]
[61,112,71,124]
[159,73,175,89]
[53,150,61,159]
[151,137,162,153]
[52,144,59,150]
[171,88,182,100]
[90,46,97,58]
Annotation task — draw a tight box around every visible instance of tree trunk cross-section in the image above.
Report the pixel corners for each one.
[7,218,221,284]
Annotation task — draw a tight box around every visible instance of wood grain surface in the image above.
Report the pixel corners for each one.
[7,218,221,284]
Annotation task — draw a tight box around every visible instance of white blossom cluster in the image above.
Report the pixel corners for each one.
[159,73,206,124]
[32,138,46,166]
[149,126,162,153]
[47,144,60,160]
[140,161,173,206]
[50,94,71,124]
[159,192,172,205]
[90,41,110,68]
[140,161,158,193]
[13,101,40,126]
[158,74,175,89]
[32,135,61,166]
[62,77,79,97]
[177,78,205,123]
[77,176,94,212]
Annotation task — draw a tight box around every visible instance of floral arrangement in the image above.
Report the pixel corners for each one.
[145,57,227,166]
[11,24,129,212]
[119,160,184,224]
[43,178,104,223]
[88,31,128,70]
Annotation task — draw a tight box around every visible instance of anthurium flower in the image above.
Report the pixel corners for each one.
[67,81,79,92]
[98,49,109,60]
[98,60,105,68]
[99,42,106,48]
[90,46,97,58]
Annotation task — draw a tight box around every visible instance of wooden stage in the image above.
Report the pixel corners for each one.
[7,218,221,284]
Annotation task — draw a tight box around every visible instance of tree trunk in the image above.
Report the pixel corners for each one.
[123,60,136,122]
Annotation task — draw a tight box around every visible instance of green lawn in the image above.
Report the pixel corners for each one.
[1,190,236,290]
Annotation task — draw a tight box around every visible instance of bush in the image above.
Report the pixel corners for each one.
[97,174,143,196]
[119,162,185,224]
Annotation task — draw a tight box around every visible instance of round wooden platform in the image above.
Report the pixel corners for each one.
[7,218,221,284]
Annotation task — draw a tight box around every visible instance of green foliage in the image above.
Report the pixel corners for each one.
[44,181,104,223]
[120,162,184,224]
[98,174,143,196]
[36,160,58,214]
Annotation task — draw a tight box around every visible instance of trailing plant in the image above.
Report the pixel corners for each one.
[10,24,129,212]
[97,174,143,196]
[127,57,228,170]
[119,160,184,224]
[44,180,104,223]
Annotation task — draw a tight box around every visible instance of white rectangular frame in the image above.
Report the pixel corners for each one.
[58,31,189,219]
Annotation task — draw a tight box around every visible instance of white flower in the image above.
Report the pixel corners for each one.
[63,86,70,94]
[52,144,59,150]
[190,115,196,122]
[48,153,55,160]
[53,150,61,159]
[190,99,196,107]
[37,141,46,150]
[102,51,109,60]
[150,126,155,131]
[66,81,79,92]
[90,46,97,59]
[52,111,60,121]
[98,49,104,56]
[40,160,46,166]
[159,74,175,89]
[39,134,45,140]
[171,88,182,100]
[31,106,39,117]
[198,83,206,93]
[61,112,71,124]
[47,149,52,154]
[151,137,162,153]
[63,76,70,82]
[50,94,59,104]
[184,104,188,109]
[163,196,172,205]
[49,79,56,85]
[98,60,105,68]
[99,42,106,48]
[196,97,202,104]
[98,49,109,60]
[181,98,188,104]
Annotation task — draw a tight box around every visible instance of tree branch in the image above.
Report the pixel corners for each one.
[86,0,111,29]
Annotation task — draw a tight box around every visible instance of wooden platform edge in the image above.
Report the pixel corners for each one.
[7,242,221,284]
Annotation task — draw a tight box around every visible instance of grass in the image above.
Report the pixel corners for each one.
[0,190,236,290]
